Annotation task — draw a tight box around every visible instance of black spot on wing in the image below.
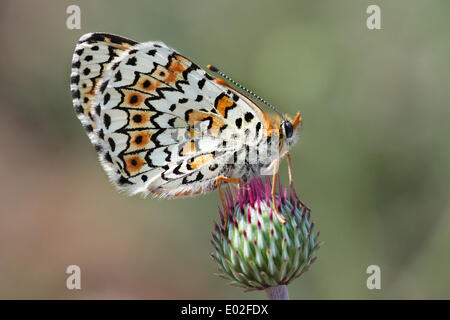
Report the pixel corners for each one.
[103,113,111,129]
[103,93,111,105]
[99,129,105,140]
[100,80,109,93]
[168,117,176,127]
[132,114,142,123]
[135,135,143,144]
[163,147,172,162]
[256,122,261,136]
[173,163,184,175]
[72,60,81,69]
[126,56,137,66]
[72,89,81,99]
[118,176,132,185]
[185,109,193,121]
[245,112,254,122]
[182,171,204,184]
[219,124,228,132]
[108,137,116,152]
[112,61,121,71]
[71,75,79,84]
[114,71,122,82]
[196,171,204,181]
[104,152,113,163]
[75,105,83,114]
[198,78,206,89]
[84,124,93,132]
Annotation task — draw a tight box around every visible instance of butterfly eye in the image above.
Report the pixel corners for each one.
[282,121,294,138]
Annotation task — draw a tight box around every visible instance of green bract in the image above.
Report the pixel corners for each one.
[211,177,320,291]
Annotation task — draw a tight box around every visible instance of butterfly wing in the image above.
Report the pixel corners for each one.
[71,33,265,197]
[70,33,137,135]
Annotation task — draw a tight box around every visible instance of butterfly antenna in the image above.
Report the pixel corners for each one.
[207,65,285,120]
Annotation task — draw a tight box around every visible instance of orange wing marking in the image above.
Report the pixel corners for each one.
[189,154,215,169]
[123,154,145,175]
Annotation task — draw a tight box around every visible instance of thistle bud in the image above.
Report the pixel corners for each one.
[211,177,321,291]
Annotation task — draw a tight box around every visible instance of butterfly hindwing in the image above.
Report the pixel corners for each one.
[71,33,264,197]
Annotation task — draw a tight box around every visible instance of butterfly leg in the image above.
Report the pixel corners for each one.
[215,176,242,231]
[271,159,287,224]
[280,151,297,200]
[280,150,310,212]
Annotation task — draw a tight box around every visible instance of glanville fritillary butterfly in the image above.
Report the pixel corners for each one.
[70,33,303,225]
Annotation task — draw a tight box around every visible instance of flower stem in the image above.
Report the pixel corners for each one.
[265,285,290,300]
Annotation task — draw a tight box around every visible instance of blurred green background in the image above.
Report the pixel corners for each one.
[0,0,449,299]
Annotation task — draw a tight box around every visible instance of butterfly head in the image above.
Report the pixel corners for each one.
[281,112,302,147]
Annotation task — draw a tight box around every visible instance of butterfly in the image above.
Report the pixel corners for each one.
[70,33,302,224]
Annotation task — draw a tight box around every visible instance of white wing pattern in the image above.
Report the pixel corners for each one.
[70,33,265,197]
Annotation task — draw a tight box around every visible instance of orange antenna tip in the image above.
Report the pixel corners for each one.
[206,64,219,72]
[292,112,302,129]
